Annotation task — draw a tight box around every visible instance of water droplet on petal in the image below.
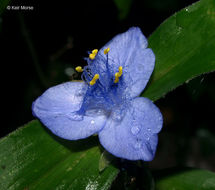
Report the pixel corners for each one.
[131,126,140,135]
[144,133,150,141]
[111,111,122,121]
[76,89,84,96]
[134,142,141,150]
[69,113,83,121]
[97,109,102,114]
[96,109,107,116]
[158,116,162,122]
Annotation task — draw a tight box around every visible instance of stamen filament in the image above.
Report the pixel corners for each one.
[90,74,99,86]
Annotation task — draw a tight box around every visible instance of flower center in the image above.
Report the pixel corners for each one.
[75,48,127,117]
[75,48,123,87]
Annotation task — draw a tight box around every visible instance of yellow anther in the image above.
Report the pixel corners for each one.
[89,49,98,60]
[114,66,123,83]
[118,66,123,77]
[89,74,99,86]
[89,53,96,60]
[75,66,83,72]
[114,73,119,83]
[104,47,110,55]
[92,49,98,55]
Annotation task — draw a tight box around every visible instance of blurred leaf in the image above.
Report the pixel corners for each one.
[143,0,215,101]
[111,162,155,190]
[99,150,115,172]
[186,73,215,103]
[154,167,215,190]
[186,75,206,101]
[113,0,133,20]
[0,0,11,15]
[145,0,179,11]
[0,120,119,190]
[196,128,215,156]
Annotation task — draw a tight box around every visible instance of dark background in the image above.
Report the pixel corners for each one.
[1,0,215,171]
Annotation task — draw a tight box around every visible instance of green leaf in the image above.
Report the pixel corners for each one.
[0,0,11,15]
[0,120,119,190]
[154,167,215,190]
[143,0,215,101]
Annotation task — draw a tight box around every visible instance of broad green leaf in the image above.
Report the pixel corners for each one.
[0,0,11,15]
[0,120,119,190]
[154,167,215,190]
[143,0,215,101]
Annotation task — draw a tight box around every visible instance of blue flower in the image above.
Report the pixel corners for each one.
[32,27,163,161]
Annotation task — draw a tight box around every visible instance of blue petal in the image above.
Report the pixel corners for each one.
[98,97,162,161]
[98,27,155,97]
[32,82,107,140]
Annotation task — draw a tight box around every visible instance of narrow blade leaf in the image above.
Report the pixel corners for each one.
[143,0,215,101]
[0,120,119,190]
[154,167,215,190]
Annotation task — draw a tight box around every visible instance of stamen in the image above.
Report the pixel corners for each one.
[114,73,119,83]
[92,49,98,55]
[75,66,83,72]
[114,66,123,83]
[89,74,99,86]
[89,49,98,60]
[89,53,96,60]
[104,47,110,55]
[118,66,123,77]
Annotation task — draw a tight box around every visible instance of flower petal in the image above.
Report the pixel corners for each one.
[32,82,107,140]
[98,27,155,97]
[98,97,162,161]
